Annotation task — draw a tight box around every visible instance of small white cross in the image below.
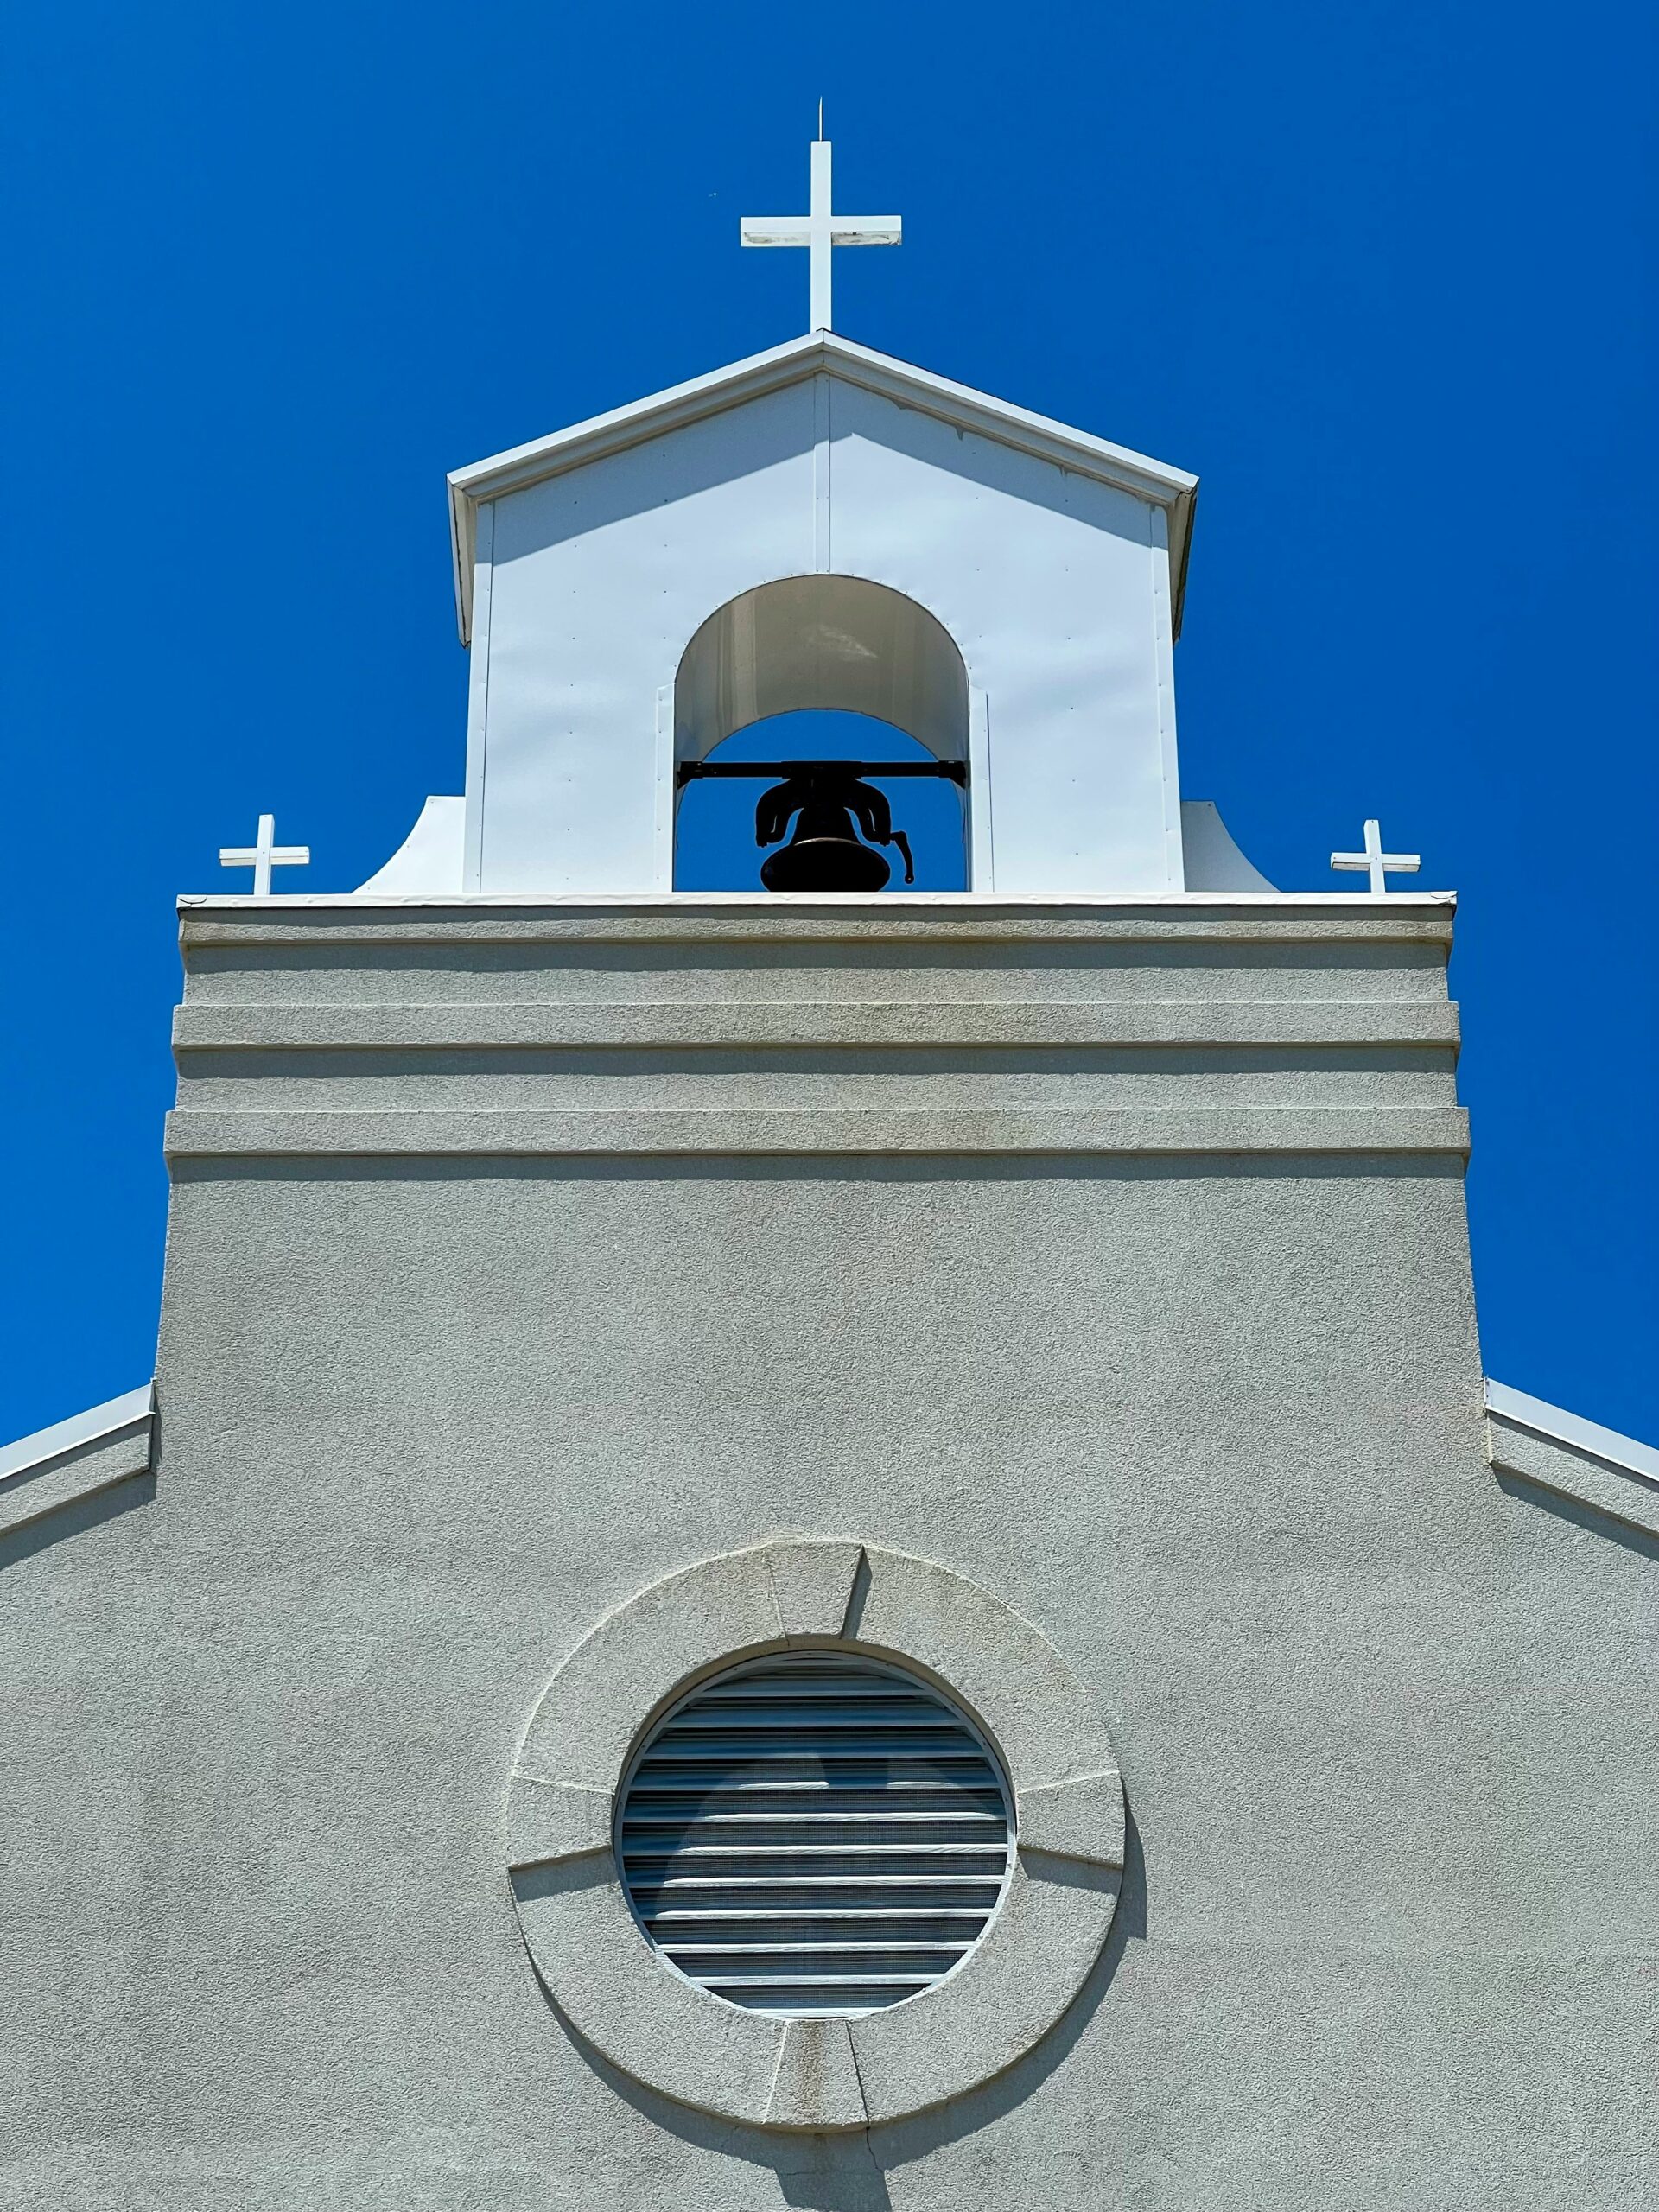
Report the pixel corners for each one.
[219,813,309,897]
[741,124,901,332]
[1330,818,1421,895]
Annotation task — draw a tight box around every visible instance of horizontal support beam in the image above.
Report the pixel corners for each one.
[677,760,969,787]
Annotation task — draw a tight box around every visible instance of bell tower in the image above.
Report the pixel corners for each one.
[114,123,1649,2212]
[438,327,1198,899]
[673,572,971,893]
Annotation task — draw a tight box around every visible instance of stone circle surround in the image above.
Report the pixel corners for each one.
[505,1539,1125,2130]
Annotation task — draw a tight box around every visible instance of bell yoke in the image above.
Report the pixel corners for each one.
[675,756,968,892]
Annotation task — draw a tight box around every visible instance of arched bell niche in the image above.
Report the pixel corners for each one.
[671,575,972,893]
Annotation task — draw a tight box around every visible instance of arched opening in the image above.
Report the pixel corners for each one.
[675,711,967,892]
[672,575,970,893]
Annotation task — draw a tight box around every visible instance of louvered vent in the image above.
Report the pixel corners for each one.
[617,1652,1014,2017]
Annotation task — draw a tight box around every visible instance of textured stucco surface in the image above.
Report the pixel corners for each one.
[3,899,1654,2210]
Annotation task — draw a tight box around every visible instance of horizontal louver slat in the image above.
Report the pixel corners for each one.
[618,1655,1014,2018]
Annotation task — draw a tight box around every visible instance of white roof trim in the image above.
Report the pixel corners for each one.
[1484,1379,1659,1488]
[446,332,1199,646]
[179,891,1457,912]
[0,1382,154,1485]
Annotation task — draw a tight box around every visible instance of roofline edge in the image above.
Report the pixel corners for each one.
[175,890,1459,913]
[445,333,1200,645]
[0,1382,155,1486]
[1484,1379,1659,1487]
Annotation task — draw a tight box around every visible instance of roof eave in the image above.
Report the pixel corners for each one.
[446,332,1199,645]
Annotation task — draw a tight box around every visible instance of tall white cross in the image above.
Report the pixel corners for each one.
[219,813,309,897]
[741,125,901,332]
[1330,818,1421,895]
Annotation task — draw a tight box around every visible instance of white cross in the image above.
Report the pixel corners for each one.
[1330,818,1421,895]
[741,126,901,332]
[219,813,309,897]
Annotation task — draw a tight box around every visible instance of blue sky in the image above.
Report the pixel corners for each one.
[1,1,1654,1446]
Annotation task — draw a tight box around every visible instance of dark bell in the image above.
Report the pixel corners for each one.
[761,827,892,893]
[755,766,912,893]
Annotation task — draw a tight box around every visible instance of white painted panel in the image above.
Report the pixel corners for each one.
[463,503,494,892]
[355,798,466,894]
[474,370,1183,896]
[480,383,818,893]
[825,381,1174,893]
[1149,507,1185,891]
[1179,801,1275,891]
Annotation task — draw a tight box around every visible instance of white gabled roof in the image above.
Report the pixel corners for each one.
[446,332,1199,647]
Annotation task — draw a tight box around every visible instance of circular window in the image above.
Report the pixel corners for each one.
[615,1651,1014,2018]
[506,1541,1125,2128]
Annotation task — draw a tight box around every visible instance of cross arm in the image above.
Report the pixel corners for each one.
[740,218,813,245]
[830,218,902,245]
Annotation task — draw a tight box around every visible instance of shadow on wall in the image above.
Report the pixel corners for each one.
[542,1806,1150,2212]
[0,1471,154,1574]
[1493,1469,1659,1563]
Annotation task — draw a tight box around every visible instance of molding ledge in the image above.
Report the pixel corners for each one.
[165,1106,1471,1162]
[175,895,1458,939]
[1484,1379,1659,1539]
[505,1540,1123,2131]
[0,1385,155,1539]
[173,1001,1462,1051]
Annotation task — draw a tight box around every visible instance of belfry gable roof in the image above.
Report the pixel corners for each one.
[446,332,1199,645]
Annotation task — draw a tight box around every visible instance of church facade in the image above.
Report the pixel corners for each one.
[4,255,1656,2209]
